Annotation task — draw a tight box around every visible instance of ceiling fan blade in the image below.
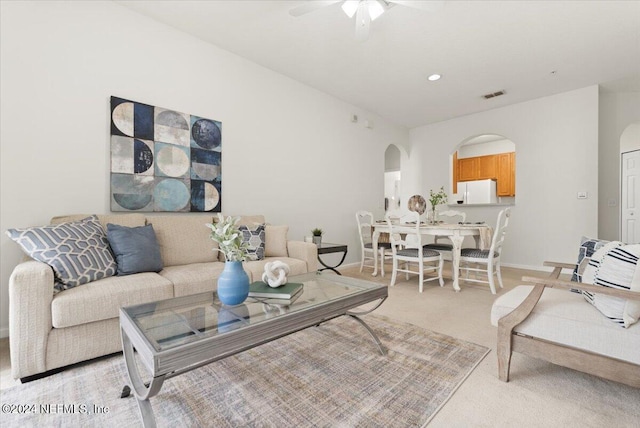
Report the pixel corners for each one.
[388,0,445,12]
[289,0,343,17]
[355,1,371,42]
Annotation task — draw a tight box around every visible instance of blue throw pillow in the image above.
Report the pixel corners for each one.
[6,215,117,293]
[106,223,163,275]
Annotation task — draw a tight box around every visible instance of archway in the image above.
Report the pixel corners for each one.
[451,134,516,205]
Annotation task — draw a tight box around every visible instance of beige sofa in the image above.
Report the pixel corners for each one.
[8,213,318,381]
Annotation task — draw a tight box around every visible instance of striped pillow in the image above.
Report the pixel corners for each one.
[6,215,117,293]
[582,244,640,328]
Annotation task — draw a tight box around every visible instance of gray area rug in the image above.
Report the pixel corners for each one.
[1,315,488,427]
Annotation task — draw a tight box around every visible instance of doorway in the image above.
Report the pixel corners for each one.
[621,150,640,243]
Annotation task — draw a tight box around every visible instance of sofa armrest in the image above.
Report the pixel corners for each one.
[287,241,318,272]
[9,260,54,379]
[542,261,576,279]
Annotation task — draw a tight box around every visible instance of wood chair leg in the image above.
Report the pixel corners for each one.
[438,256,444,287]
[497,329,512,382]
[497,263,504,289]
[418,260,424,293]
[379,248,385,278]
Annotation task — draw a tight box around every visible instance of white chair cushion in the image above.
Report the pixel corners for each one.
[491,285,640,365]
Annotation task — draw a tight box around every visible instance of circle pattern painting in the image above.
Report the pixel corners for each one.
[191,119,221,150]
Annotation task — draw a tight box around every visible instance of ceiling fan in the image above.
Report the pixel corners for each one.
[289,0,445,41]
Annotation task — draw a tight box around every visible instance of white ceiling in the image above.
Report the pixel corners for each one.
[116,0,640,129]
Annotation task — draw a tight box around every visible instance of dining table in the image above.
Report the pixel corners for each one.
[371,221,493,292]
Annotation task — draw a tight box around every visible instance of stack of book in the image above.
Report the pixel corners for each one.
[248,281,303,305]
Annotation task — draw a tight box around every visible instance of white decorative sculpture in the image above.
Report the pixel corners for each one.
[262,261,290,288]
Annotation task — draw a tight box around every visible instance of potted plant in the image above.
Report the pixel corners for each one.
[206,214,250,305]
[428,187,448,224]
[311,228,323,246]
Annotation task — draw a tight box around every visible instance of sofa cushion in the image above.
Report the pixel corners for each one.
[106,223,163,275]
[146,214,218,267]
[51,272,173,328]
[265,225,289,257]
[6,215,117,293]
[160,262,225,297]
[491,285,640,365]
[239,223,266,261]
[243,257,309,283]
[582,243,640,328]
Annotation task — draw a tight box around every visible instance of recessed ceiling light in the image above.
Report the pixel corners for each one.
[428,74,442,81]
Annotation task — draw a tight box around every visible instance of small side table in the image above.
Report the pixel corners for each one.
[317,243,348,275]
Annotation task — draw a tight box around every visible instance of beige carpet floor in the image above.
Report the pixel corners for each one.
[1,262,639,427]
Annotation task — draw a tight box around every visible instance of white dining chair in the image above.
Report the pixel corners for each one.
[423,209,467,257]
[356,211,392,276]
[385,211,444,292]
[458,208,511,294]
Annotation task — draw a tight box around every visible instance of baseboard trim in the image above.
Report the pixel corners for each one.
[0,327,8,339]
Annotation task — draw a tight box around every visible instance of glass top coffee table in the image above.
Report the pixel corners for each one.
[120,271,388,428]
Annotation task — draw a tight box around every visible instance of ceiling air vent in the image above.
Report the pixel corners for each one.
[483,90,506,99]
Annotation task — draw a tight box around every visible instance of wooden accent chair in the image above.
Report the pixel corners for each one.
[492,262,640,388]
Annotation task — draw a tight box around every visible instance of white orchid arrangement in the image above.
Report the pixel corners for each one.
[206,214,249,262]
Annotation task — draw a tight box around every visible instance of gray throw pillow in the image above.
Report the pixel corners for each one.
[6,215,117,293]
[106,223,163,275]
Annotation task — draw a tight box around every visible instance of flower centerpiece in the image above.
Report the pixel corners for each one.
[428,186,448,223]
[206,214,250,305]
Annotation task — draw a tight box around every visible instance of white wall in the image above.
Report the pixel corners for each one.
[0,1,409,337]
[457,139,516,158]
[409,86,600,269]
[598,91,640,241]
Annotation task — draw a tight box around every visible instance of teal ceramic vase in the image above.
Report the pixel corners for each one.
[217,261,250,306]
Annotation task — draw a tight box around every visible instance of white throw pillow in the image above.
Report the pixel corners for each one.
[582,243,640,328]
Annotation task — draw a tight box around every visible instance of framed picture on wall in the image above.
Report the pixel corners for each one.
[109,96,222,212]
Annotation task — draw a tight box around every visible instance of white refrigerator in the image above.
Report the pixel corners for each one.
[458,179,497,204]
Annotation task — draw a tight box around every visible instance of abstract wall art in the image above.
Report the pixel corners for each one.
[110,96,222,212]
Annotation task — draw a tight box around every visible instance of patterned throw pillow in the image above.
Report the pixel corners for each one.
[239,223,265,261]
[6,215,117,293]
[582,244,640,328]
[572,236,611,282]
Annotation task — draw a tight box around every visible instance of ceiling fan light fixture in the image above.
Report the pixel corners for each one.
[342,0,385,21]
[342,0,360,18]
[368,0,385,21]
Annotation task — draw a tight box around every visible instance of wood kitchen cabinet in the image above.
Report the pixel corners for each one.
[458,157,479,181]
[496,152,515,196]
[478,155,497,179]
[454,151,515,197]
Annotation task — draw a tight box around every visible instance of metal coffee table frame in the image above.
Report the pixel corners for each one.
[120,272,387,428]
